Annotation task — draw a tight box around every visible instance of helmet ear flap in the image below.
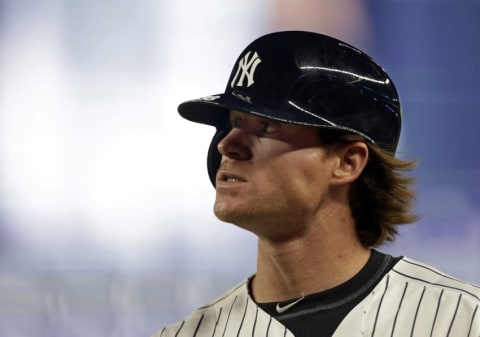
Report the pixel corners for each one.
[207,129,228,187]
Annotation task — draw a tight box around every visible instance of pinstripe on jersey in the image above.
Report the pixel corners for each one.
[152,257,480,337]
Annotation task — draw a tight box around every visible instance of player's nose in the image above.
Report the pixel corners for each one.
[217,128,252,161]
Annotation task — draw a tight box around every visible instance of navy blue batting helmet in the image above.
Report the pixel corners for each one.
[177,31,402,186]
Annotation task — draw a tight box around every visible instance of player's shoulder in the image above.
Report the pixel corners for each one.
[150,278,250,337]
[391,256,480,301]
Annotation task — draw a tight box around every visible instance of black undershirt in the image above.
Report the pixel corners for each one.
[255,250,401,337]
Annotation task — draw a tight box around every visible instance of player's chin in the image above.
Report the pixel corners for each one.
[213,202,234,221]
[214,200,246,223]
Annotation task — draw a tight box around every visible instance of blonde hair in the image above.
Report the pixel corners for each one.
[324,132,420,247]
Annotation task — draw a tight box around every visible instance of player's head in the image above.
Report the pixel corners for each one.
[178,31,401,185]
[177,31,418,246]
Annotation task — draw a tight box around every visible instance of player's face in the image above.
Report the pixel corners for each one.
[214,110,339,239]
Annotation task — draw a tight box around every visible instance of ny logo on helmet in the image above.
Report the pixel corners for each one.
[230,51,262,88]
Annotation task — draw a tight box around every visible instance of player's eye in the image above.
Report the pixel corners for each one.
[230,117,243,128]
[259,121,280,134]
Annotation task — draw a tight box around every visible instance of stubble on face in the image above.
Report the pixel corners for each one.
[212,111,339,240]
[214,148,335,240]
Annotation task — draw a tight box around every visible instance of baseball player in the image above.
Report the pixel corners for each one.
[152,31,480,337]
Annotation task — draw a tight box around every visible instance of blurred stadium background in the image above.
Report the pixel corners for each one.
[0,0,479,336]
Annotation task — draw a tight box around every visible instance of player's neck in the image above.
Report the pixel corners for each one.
[251,230,370,303]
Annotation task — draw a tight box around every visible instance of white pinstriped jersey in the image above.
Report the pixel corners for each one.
[153,257,480,337]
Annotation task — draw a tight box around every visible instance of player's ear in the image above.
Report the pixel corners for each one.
[331,141,368,185]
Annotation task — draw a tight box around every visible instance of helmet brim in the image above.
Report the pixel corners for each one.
[178,92,375,143]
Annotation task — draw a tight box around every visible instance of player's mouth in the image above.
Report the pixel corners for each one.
[216,172,247,186]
